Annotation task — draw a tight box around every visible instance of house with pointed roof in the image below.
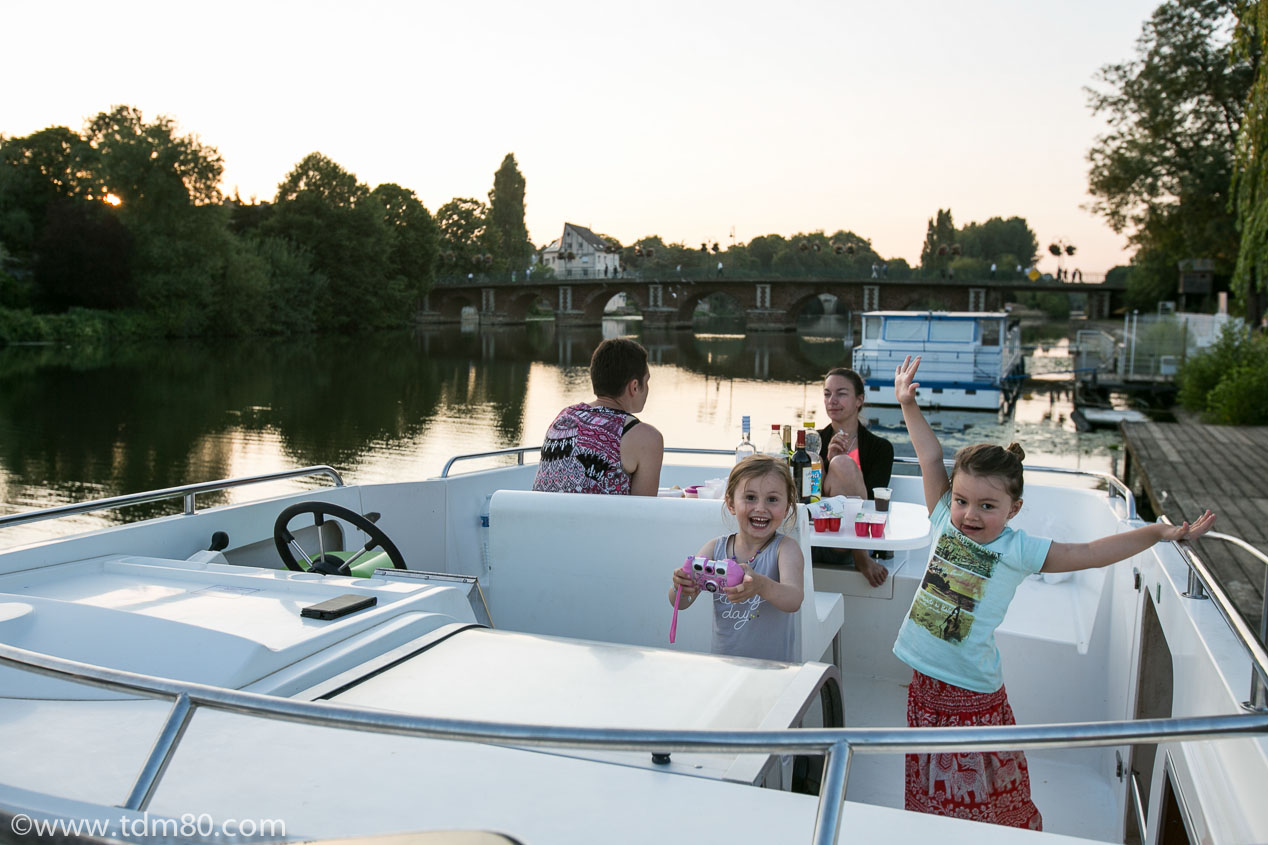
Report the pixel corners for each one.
[540,223,620,279]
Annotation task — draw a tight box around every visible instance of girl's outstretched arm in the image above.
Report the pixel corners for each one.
[895,356,950,514]
[1043,510,1216,573]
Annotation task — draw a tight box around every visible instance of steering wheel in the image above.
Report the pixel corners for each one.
[273,501,407,575]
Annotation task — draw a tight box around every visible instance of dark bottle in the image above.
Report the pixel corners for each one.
[790,429,812,503]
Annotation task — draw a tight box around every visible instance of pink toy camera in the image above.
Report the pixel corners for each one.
[682,554,744,593]
[670,555,744,644]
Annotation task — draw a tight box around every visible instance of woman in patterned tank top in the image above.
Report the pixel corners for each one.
[532,338,664,495]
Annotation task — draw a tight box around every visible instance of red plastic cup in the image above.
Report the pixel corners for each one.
[869,518,885,538]
[828,517,841,531]
[814,517,829,532]
[854,519,868,537]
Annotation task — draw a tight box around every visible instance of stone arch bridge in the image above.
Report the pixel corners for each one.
[420,276,1122,331]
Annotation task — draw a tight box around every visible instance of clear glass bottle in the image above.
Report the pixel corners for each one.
[734,416,757,464]
[803,421,822,501]
[763,424,785,459]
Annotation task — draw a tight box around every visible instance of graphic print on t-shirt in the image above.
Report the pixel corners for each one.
[908,528,999,643]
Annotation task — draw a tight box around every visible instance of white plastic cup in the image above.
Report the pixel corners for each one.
[873,487,892,512]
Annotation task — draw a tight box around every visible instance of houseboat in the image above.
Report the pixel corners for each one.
[851,311,1025,410]
[0,448,1264,844]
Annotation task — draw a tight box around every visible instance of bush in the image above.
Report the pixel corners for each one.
[1206,363,1268,424]
[1176,324,1268,422]
[0,306,153,345]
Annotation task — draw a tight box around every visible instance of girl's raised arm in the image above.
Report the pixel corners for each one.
[895,356,950,514]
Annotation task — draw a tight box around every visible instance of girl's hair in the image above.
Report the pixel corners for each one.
[952,442,1027,501]
[824,367,865,395]
[727,454,799,531]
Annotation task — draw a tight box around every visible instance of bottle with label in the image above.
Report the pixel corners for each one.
[790,428,812,502]
[802,421,822,501]
[763,424,785,459]
[734,416,757,464]
[781,424,793,462]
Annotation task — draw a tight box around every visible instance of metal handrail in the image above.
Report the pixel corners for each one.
[1164,521,1268,712]
[0,466,345,531]
[891,455,1137,520]
[1,640,1265,845]
[440,446,735,477]
[442,446,1138,519]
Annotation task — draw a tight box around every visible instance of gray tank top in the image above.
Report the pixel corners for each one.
[709,533,797,662]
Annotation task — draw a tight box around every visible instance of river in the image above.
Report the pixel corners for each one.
[0,316,1123,547]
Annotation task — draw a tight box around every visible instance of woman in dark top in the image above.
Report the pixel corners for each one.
[816,367,893,587]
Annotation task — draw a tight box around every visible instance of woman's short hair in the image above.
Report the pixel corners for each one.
[590,338,649,398]
[825,367,865,395]
[952,442,1027,501]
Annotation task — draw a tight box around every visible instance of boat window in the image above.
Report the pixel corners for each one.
[978,319,1001,346]
[863,316,882,340]
[884,319,927,342]
[928,320,973,343]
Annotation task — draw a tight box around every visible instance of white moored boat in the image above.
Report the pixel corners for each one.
[852,311,1025,410]
[0,448,1265,844]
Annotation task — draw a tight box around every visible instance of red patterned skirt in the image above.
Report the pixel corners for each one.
[905,669,1043,831]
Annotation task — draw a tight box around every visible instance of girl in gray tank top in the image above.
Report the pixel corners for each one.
[668,455,805,662]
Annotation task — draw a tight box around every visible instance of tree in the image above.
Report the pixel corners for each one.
[266,153,394,331]
[0,127,100,259]
[84,105,224,217]
[33,199,134,310]
[370,183,438,307]
[436,197,490,276]
[920,209,956,274]
[1231,2,1267,325]
[487,153,531,274]
[1085,0,1254,308]
[957,217,1038,266]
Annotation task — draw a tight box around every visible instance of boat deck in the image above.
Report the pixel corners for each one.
[842,672,1119,843]
[1121,420,1268,630]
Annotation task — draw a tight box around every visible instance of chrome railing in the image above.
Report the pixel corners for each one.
[440,448,1138,520]
[1,640,1265,845]
[892,455,1138,520]
[0,466,345,531]
[440,446,735,477]
[1164,521,1268,713]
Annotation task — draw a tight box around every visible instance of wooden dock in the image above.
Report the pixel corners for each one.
[1121,421,1268,630]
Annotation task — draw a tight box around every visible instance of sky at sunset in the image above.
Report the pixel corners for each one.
[3,0,1164,275]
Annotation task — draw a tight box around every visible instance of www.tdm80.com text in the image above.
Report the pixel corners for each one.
[9,811,286,840]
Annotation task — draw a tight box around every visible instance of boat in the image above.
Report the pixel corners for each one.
[0,448,1265,844]
[851,311,1025,410]
[1071,406,1151,432]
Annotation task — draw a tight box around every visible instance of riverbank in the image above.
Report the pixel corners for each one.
[0,306,154,346]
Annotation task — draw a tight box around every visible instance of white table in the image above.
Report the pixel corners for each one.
[808,500,933,551]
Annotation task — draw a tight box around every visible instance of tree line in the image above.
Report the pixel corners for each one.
[0,106,534,337]
[0,106,1063,340]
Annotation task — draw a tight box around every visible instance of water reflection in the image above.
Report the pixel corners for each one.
[0,317,1119,546]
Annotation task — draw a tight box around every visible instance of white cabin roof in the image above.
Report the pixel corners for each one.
[862,310,1009,320]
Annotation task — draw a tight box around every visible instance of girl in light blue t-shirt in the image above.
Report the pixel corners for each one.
[891,356,1215,832]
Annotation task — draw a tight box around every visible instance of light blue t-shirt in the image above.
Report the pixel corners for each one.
[893,492,1052,693]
